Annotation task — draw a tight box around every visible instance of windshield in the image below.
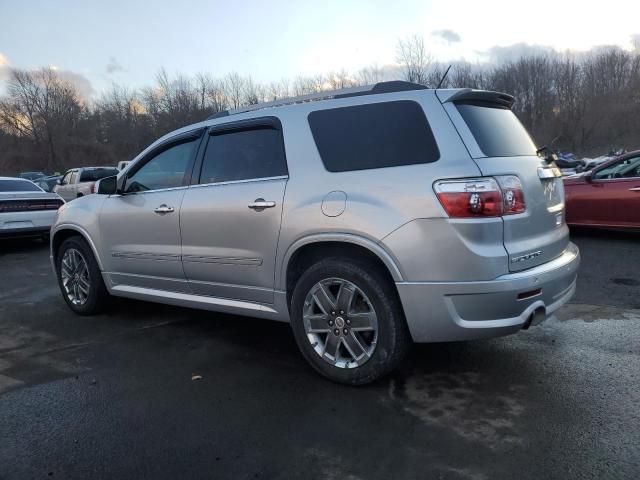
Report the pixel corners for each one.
[0,179,43,192]
[456,102,537,157]
[80,168,119,182]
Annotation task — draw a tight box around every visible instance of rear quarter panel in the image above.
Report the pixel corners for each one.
[273,90,483,290]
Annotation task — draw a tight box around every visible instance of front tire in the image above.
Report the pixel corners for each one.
[290,258,410,385]
[56,236,109,315]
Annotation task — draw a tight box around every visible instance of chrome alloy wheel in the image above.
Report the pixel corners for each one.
[303,278,378,369]
[61,248,91,306]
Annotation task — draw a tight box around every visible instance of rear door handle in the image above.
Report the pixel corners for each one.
[248,198,276,211]
[154,204,175,214]
[629,187,640,192]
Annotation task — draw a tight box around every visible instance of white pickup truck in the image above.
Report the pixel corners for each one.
[53,167,119,202]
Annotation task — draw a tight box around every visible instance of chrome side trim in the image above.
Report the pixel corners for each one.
[182,254,263,266]
[111,251,181,262]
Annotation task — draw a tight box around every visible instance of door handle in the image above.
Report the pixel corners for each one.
[248,198,276,211]
[629,187,640,192]
[154,204,175,214]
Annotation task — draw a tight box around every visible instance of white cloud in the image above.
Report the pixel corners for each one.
[480,43,557,64]
[432,29,461,44]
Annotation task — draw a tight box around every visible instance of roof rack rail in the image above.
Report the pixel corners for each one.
[206,81,426,120]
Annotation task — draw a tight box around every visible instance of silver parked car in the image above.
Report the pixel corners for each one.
[50,81,579,384]
[1,177,64,239]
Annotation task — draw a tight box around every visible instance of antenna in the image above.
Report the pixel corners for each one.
[436,65,452,89]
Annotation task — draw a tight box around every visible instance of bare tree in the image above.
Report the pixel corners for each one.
[396,35,433,85]
[0,67,82,170]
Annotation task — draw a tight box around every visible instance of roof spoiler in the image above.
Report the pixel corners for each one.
[437,89,515,109]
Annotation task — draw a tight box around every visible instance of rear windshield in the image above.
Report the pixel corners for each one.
[0,179,42,192]
[308,100,440,172]
[456,102,537,157]
[80,168,119,182]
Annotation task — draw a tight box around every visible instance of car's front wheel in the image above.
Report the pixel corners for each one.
[290,258,410,385]
[56,236,109,315]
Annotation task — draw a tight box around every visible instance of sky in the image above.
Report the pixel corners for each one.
[1,0,639,98]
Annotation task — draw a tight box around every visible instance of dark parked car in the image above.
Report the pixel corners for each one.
[36,175,62,192]
[18,171,46,181]
[564,150,640,229]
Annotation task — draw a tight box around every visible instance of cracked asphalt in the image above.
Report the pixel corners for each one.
[0,228,639,479]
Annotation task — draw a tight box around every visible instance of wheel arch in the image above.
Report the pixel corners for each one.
[51,225,104,271]
[280,234,404,307]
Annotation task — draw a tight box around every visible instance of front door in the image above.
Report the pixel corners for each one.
[580,155,640,227]
[99,132,203,293]
[180,120,288,304]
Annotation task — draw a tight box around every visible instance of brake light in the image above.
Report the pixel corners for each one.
[434,176,526,218]
[496,175,526,214]
[90,182,97,194]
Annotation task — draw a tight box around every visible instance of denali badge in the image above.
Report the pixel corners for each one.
[511,250,542,263]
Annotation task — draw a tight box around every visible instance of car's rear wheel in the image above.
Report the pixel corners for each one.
[56,236,109,315]
[290,258,410,385]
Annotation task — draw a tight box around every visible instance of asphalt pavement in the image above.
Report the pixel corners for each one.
[0,230,638,479]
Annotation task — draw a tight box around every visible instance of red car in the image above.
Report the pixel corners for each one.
[564,150,640,229]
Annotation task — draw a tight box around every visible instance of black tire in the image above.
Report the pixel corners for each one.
[290,257,411,385]
[56,236,109,315]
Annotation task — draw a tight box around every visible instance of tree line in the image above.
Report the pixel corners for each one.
[1,36,639,174]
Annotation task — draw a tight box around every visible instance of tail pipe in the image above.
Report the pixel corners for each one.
[522,307,546,330]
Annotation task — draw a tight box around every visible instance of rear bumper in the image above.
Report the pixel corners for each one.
[396,242,580,342]
[0,211,56,238]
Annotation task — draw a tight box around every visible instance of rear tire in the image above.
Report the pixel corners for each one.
[56,236,109,315]
[290,257,411,385]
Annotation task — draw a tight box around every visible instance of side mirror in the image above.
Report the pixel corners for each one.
[96,175,118,195]
[57,178,63,185]
[584,171,593,183]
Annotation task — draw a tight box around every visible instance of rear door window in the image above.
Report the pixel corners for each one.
[308,100,440,172]
[198,127,288,184]
[455,102,537,157]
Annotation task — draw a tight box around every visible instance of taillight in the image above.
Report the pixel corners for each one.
[434,176,526,218]
[90,182,96,194]
[495,175,526,214]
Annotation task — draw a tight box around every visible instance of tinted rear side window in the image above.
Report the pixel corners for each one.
[456,103,537,157]
[308,100,440,172]
[0,180,42,192]
[199,127,287,184]
[80,168,119,182]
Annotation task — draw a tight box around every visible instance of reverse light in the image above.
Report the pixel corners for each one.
[496,175,526,214]
[434,176,526,218]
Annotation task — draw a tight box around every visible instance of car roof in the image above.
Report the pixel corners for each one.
[0,176,35,181]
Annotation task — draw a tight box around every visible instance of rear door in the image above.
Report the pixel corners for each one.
[439,91,569,272]
[180,118,288,304]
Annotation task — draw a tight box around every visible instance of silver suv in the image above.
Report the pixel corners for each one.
[51,81,580,384]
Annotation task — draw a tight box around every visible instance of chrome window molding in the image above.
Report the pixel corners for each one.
[189,175,288,189]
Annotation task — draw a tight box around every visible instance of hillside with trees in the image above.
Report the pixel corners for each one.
[1,37,639,174]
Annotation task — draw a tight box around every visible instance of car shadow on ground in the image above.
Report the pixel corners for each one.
[0,237,49,256]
